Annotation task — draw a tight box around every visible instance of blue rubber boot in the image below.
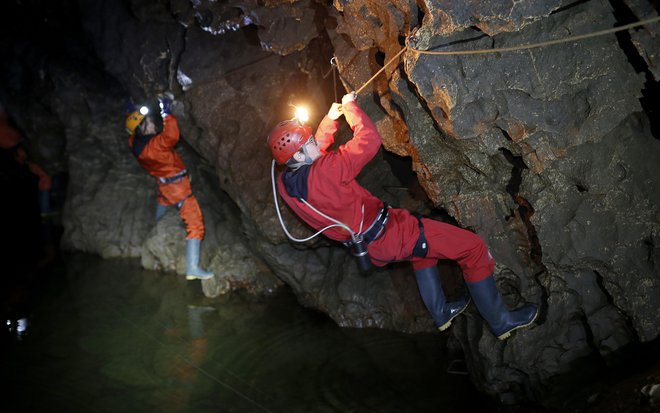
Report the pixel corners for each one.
[466,275,538,340]
[185,239,214,280]
[415,266,471,331]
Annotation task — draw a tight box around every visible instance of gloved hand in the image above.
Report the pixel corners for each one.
[341,91,356,105]
[327,102,343,120]
[157,91,174,116]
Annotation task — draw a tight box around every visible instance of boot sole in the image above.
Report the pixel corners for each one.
[437,298,472,332]
[496,307,540,340]
[186,274,214,280]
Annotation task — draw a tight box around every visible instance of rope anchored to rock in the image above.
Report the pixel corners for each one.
[408,15,660,56]
[345,15,660,94]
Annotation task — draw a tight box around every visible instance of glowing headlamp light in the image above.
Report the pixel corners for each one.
[292,105,309,123]
[139,106,149,115]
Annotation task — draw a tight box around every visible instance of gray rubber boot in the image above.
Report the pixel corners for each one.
[466,274,538,340]
[415,266,471,331]
[187,305,215,339]
[155,203,168,220]
[185,238,214,280]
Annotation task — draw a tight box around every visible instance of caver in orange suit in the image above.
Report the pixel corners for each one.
[128,114,204,240]
[126,97,213,280]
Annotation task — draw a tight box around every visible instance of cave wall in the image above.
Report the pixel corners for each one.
[1,0,659,405]
[329,0,660,402]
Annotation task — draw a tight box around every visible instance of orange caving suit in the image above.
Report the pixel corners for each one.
[128,115,204,240]
[0,110,52,191]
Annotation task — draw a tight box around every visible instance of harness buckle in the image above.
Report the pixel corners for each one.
[412,213,428,258]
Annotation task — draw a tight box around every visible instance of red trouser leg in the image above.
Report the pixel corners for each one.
[411,218,495,282]
[158,176,205,240]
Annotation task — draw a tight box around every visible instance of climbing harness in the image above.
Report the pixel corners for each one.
[158,169,188,184]
[342,203,389,247]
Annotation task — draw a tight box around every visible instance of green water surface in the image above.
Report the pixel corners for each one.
[3,254,494,413]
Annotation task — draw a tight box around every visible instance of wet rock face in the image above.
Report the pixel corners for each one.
[336,0,659,403]
[1,0,659,405]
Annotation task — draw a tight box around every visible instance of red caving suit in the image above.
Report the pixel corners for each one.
[128,115,204,240]
[277,101,494,282]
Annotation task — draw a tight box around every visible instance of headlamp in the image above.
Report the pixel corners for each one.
[292,105,309,123]
[139,106,149,115]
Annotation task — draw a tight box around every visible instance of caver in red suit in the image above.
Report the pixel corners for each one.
[268,92,538,340]
[0,107,53,214]
[126,96,212,281]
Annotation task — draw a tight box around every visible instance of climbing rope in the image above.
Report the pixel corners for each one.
[347,15,659,94]
[331,57,338,103]
[355,46,409,95]
[322,57,341,102]
[274,14,659,234]
[408,15,660,56]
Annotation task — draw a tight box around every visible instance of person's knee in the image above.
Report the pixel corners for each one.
[180,200,205,239]
[411,258,437,271]
[461,234,495,282]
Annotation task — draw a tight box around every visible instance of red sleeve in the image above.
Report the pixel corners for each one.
[335,101,382,183]
[152,115,180,150]
[314,115,339,153]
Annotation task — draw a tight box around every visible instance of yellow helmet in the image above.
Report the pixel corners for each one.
[125,106,150,134]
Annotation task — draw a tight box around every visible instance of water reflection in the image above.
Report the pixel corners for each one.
[2,253,493,412]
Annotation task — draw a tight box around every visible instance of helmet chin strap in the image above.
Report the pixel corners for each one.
[301,144,315,164]
[287,144,315,170]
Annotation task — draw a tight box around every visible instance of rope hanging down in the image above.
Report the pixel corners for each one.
[350,15,659,94]
[331,57,338,102]
[322,57,340,102]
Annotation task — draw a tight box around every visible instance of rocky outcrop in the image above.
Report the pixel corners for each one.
[1,0,658,406]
